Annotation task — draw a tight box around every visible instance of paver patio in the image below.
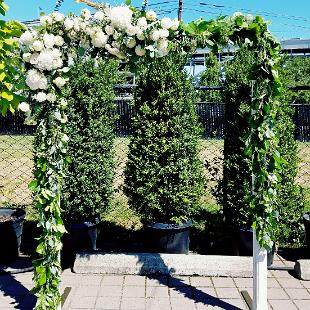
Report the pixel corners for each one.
[1,255,310,310]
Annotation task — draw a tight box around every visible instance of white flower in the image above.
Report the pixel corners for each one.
[18,102,30,112]
[136,30,145,41]
[22,53,31,62]
[161,17,172,29]
[54,35,64,46]
[43,33,55,48]
[126,25,136,36]
[62,134,69,142]
[53,76,68,88]
[54,111,62,121]
[146,10,156,21]
[158,39,168,53]
[135,45,145,56]
[81,8,91,20]
[19,31,35,45]
[105,25,114,35]
[51,12,65,22]
[32,40,44,52]
[110,6,133,30]
[137,17,148,30]
[170,18,179,31]
[73,18,80,32]
[126,37,136,48]
[91,31,108,48]
[94,11,105,21]
[33,92,47,102]
[26,69,48,90]
[150,30,160,41]
[232,12,243,19]
[105,44,120,56]
[40,15,53,26]
[36,49,63,71]
[64,18,74,30]
[158,28,169,38]
[29,53,39,65]
[46,93,57,103]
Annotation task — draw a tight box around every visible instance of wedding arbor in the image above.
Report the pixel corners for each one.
[1,1,283,309]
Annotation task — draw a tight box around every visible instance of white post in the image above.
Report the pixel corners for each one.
[253,232,268,310]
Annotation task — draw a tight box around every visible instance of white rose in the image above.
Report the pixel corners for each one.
[161,17,172,30]
[126,25,136,36]
[32,40,44,52]
[94,11,105,21]
[46,93,57,103]
[137,17,148,30]
[19,31,35,45]
[51,12,65,22]
[53,76,68,88]
[18,102,30,113]
[91,31,108,48]
[40,15,53,26]
[105,25,114,35]
[34,92,47,102]
[126,37,136,48]
[135,45,146,57]
[64,18,74,31]
[170,19,179,31]
[54,35,64,46]
[150,30,160,41]
[158,28,169,38]
[22,53,31,62]
[26,69,48,90]
[43,33,55,48]
[136,30,145,41]
[81,8,91,20]
[146,10,156,21]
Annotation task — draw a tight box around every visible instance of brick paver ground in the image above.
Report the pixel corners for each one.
[1,255,310,309]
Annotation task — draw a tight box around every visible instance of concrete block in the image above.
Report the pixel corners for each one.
[73,252,253,277]
[295,259,310,280]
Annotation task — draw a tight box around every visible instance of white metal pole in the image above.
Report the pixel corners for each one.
[253,232,268,310]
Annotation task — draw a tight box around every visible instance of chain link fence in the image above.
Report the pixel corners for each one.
[0,100,309,208]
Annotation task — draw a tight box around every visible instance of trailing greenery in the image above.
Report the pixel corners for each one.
[124,53,205,224]
[61,58,122,224]
[221,47,305,247]
[198,52,223,102]
[0,0,25,115]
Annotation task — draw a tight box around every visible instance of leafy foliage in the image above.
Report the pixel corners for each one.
[0,0,25,116]
[124,53,205,224]
[61,58,122,223]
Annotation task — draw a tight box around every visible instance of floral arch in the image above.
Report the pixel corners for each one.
[6,2,282,309]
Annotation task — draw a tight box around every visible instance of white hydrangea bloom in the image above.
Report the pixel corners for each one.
[64,18,74,31]
[146,10,156,21]
[36,49,63,71]
[43,33,55,48]
[32,40,44,52]
[135,45,146,56]
[126,37,136,48]
[81,8,91,20]
[137,17,148,30]
[94,11,105,21]
[51,12,65,22]
[22,53,31,62]
[46,93,57,103]
[105,25,114,35]
[33,92,47,102]
[54,35,64,46]
[26,70,48,90]
[91,31,108,48]
[19,31,36,45]
[18,102,30,112]
[161,17,172,30]
[40,15,53,26]
[53,77,68,88]
[110,6,133,30]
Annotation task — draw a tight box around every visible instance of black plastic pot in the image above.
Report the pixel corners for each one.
[239,228,275,266]
[0,208,26,263]
[144,221,192,254]
[303,212,310,249]
[62,219,99,267]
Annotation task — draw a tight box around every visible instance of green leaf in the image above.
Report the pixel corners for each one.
[28,180,38,191]
[125,0,131,5]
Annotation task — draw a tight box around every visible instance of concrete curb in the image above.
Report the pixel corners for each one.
[294,259,310,280]
[73,252,253,277]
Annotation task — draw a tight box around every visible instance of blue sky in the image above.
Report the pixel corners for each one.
[3,0,310,40]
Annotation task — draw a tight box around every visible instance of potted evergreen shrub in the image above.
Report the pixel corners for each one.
[124,53,204,254]
[61,58,121,260]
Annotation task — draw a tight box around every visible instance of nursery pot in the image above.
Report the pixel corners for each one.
[0,208,26,263]
[144,221,192,254]
[303,212,310,249]
[238,227,275,266]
